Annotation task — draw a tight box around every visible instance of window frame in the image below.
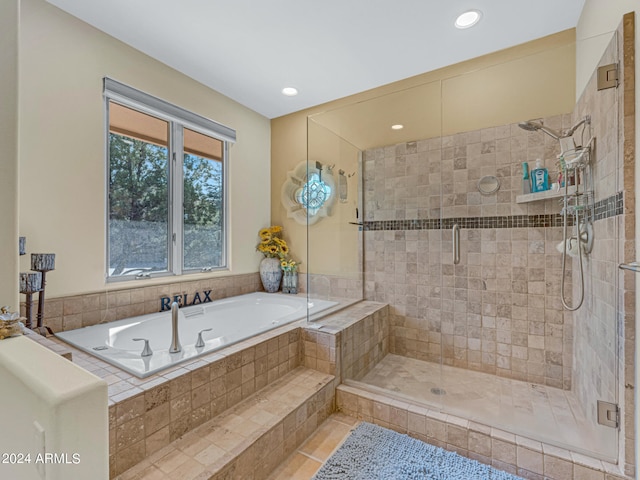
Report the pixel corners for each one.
[103,78,234,282]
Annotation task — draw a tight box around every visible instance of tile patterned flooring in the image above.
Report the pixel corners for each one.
[268,413,359,480]
[356,354,616,461]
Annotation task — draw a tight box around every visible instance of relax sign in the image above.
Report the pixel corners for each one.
[160,290,212,311]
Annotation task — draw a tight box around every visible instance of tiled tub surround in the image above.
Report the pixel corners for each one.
[112,329,301,477]
[56,293,338,378]
[31,322,305,477]
[26,270,366,336]
[29,300,389,479]
[302,301,389,381]
[20,272,262,333]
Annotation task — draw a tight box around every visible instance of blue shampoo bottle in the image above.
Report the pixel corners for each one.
[531,159,549,193]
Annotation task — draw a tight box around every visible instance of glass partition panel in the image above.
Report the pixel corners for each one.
[306,80,445,411]
[304,119,361,307]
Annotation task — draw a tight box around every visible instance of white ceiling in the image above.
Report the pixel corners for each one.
[46,0,586,119]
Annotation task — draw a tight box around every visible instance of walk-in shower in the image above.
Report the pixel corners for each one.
[303,25,628,472]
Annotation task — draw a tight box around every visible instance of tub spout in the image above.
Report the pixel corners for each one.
[169,301,181,353]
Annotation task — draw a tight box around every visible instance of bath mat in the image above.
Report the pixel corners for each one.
[312,422,524,480]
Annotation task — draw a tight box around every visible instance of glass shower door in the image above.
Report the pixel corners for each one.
[306,80,446,412]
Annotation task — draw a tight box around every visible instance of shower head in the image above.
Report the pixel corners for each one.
[518,120,562,140]
[518,120,542,132]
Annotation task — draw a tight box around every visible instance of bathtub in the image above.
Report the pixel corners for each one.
[55,292,337,378]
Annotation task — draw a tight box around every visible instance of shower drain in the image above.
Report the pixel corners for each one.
[430,387,446,395]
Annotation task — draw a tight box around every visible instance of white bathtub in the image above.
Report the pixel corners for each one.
[56,293,337,378]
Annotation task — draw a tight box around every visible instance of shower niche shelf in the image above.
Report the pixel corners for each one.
[516,185,577,204]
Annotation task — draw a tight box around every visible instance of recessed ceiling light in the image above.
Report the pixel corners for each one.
[282,87,298,96]
[391,124,404,130]
[455,10,482,29]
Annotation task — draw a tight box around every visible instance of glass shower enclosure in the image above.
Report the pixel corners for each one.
[304,31,623,463]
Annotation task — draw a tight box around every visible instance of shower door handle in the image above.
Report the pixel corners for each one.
[452,224,460,265]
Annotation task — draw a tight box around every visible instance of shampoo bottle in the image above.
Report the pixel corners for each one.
[531,159,549,193]
[522,162,531,194]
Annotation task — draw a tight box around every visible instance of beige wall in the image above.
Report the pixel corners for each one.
[18,0,271,298]
[441,43,574,135]
[307,121,360,277]
[0,0,20,308]
[576,2,638,99]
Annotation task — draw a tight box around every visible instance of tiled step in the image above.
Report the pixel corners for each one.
[117,367,335,480]
[268,413,360,479]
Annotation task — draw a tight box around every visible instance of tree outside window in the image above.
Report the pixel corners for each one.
[107,100,226,279]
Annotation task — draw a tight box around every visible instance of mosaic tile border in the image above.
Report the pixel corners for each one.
[362,192,622,231]
[590,191,624,222]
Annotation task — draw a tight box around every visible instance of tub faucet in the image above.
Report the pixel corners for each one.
[132,338,153,357]
[169,301,181,353]
[195,328,212,348]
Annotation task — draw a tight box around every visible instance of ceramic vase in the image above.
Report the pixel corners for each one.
[259,257,282,293]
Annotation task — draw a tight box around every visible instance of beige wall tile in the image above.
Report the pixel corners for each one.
[544,454,573,479]
[517,446,543,474]
[145,402,170,435]
[492,438,516,465]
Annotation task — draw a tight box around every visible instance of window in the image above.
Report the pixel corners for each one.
[104,78,235,280]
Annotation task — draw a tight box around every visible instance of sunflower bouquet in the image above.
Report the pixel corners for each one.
[257,226,289,259]
[280,258,301,272]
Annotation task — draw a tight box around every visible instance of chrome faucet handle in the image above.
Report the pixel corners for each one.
[195,328,212,348]
[132,338,153,357]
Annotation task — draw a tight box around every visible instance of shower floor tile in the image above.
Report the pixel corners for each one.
[356,354,616,460]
